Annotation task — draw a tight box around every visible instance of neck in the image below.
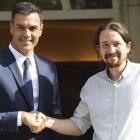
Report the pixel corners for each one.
[107,60,127,81]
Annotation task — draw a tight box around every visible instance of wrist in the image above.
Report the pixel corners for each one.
[17,111,22,126]
[21,111,28,124]
[45,117,55,128]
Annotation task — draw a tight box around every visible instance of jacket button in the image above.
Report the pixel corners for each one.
[1,127,8,130]
[4,127,8,130]
[1,127,4,130]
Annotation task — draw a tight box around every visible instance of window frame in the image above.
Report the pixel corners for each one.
[0,0,120,21]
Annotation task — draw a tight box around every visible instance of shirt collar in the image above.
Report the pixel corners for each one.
[121,59,132,78]
[9,43,36,67]
[104,59,132,83]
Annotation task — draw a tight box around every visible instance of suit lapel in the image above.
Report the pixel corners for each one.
[34,54,47,112]
[2,46,33,110]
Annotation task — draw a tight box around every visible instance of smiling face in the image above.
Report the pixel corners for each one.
[10,13,43,57]
[98,29,131,68]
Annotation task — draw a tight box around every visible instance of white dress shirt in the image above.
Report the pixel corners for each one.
[9,43,39,126]
[71,60,140,140]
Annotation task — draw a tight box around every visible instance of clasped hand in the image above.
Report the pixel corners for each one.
[22,110,46,133]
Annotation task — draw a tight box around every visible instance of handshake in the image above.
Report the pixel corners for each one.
[21,110,54,133]
[21,111,82,136]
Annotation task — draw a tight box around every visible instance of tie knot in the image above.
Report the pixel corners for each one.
[24,58,30,69]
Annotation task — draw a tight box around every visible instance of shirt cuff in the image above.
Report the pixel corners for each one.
[17,111,22,126]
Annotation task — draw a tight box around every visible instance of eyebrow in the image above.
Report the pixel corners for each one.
[101,41,121,44]
[15,24,39,28]
[15,24,23,27]
[101,41,108,44]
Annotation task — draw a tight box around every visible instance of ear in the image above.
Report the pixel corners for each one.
[39,24,44,37]
[126,42,132,53]
[10,21,14,35]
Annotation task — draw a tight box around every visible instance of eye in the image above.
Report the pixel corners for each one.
[114,43,121,47]
[103,44,109,48]
[17,26,24,31]
[30,27,38,31]
[17,26,24,30]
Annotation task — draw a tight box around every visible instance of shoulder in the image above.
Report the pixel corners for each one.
[81,70,105,93]
[126,61,140,74]
[34,54,56,68]
[79,71,105,101]
[34,54,58,75]
[0,46,11,63]
[131,62,140,69]
[86,70,105,85]
[34,54,54,65]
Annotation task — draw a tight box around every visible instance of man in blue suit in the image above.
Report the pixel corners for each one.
[0,2,62,140]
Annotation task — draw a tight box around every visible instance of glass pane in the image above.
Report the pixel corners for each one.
[70,0,112,10]
[0,0,62,11]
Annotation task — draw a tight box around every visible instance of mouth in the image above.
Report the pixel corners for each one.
[105,53,120,59]
[106,55,118,59]
[20,39,32,44]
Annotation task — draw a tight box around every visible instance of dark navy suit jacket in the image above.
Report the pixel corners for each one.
[0,46,62,140]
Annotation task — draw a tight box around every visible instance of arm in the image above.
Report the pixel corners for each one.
[43,88,91,136]
[0,111,44,133]
[30,112,82,136]
[30,95,91,136]
[44,117,82,136]
[46,87,92,136]
[50,63,62,139]
[0,112,18,132]
[30,70,91,136]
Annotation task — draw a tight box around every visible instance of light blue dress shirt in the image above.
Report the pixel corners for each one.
[71,60,140,140]
[9,43,39,128]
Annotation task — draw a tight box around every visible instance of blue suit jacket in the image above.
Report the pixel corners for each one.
[0,46,62,140]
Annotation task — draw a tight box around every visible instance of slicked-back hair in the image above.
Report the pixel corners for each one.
[11,2,43,26]
[93,21,134,61]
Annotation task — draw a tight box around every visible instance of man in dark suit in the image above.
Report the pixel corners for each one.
[0,2,62,140]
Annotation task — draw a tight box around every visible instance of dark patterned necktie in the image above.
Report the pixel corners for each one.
[23,58,34,109]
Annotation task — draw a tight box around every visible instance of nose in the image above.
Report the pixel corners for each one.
[108,45,116,54]
[23,29,31,38]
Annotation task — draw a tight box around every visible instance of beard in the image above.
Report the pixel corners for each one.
[104,52,126,68]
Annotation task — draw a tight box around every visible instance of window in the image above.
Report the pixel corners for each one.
[0,0,62,11]
[70,0,112,10]
[0,0,120,21]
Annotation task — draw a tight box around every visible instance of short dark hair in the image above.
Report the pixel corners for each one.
[11,2,43,25]
[93,21,134,60]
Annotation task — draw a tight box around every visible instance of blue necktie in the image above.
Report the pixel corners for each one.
[23,58,34,110]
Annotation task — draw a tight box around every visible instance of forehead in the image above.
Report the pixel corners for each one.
[99,29,124,44]
[14,13,40,26]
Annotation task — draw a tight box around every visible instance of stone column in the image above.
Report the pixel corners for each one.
[121,0,140,62]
